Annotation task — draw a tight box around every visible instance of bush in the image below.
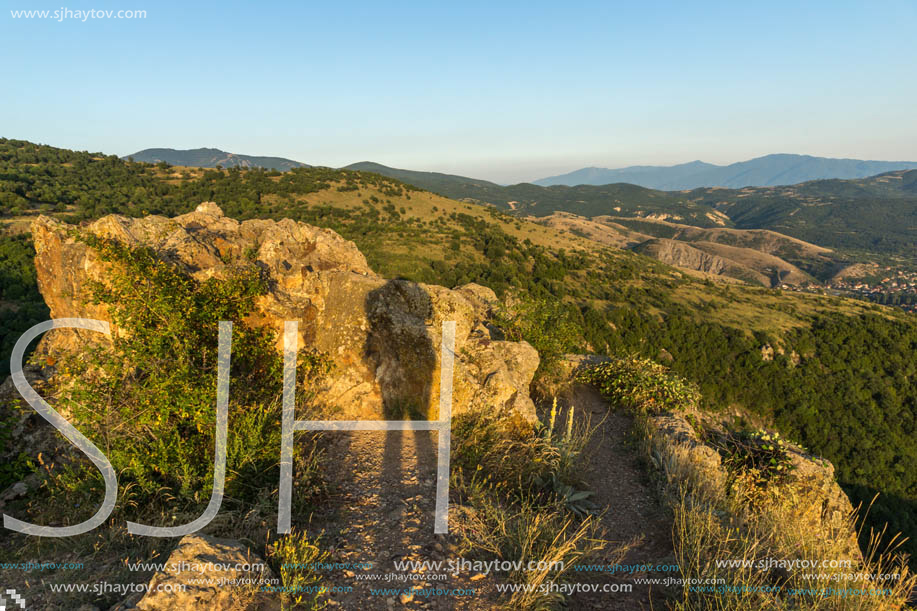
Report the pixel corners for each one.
[577,355,700,413]
[267,530,330,610]
[451,402,592,508]
[450,404,609,608]
[56,234,330,501]
[491,297,580,391]
[710,429,795,487]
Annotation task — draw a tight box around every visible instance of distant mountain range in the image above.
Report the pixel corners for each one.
[125,148,308,171]
[533,154,917,189]
[127,150,917,191]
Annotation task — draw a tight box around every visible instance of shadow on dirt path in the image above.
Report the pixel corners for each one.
[309,383,675,610]
[312,429,497,610]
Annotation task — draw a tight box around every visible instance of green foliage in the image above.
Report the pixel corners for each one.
[0,234,49,376]
[267,530,330,610]
[56,234,330,501]
[706,172,917,256]
[0,401,37,489]
[577,355,701,413]
[711,429,795,486]
[591,308,917,565]
[492,297,580,385]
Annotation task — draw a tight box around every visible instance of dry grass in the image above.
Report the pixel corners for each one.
[449,403,616,609]
[636,412,917,610]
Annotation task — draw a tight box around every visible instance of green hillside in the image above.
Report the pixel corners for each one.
[348,161,917,261]
[125,147,309,171]
[345,161,726,226]
[2,138,917,566]
[693,171,917,255]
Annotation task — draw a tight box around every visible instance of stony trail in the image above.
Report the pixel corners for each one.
[312,429,497,610]
[309,384,675,610]
[563,384,675,610]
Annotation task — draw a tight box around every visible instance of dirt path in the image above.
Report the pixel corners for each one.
[564,384,675,610]
[312,430,496,610]
[309,384,674,610]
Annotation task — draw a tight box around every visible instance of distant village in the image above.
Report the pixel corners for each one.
[779,267,917,312]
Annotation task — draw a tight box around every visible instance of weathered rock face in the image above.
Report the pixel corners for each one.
[30,203,538,421]
[118,534,278,611]
[645,409,860,560]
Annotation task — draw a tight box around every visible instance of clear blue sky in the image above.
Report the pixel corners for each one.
[2,0,916,183]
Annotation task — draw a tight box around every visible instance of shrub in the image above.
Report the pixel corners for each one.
[56,234,330,502]
[451,402,592,508]
[711,429,795,487]
[267,530,330,609]
[450,404,609,608]
[577,355,700,413]
[454,479,605,610]
[491,297,580,391]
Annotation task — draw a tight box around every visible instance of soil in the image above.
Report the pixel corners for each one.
[309,383,676,610]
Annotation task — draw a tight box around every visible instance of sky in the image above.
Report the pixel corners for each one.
[2,0,916,183]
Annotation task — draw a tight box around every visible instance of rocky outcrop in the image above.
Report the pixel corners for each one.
[644,409,860,559]
[117,534,278,610]
[562,354,859,562]
[30,203,539,421]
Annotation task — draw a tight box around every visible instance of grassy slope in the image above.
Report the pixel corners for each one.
[348,161,917,264]
[266,177,881,332]
[2,139,916,565]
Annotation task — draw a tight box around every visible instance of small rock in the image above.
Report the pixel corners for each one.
[126,533,277,610]
[0,481,28,502]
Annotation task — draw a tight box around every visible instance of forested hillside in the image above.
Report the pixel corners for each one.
[125,147,308,171]
[1,137,916,565]
[695,172,917,255]
[348,161,917,260]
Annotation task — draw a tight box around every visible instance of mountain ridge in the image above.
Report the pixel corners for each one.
[124,147,309,171]
[340,159,917,258]
[534,153,917,189]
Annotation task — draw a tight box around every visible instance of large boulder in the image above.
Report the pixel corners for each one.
[30,204,538,421]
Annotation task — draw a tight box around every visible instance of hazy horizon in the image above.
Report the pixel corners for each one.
[123,148,917,185]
